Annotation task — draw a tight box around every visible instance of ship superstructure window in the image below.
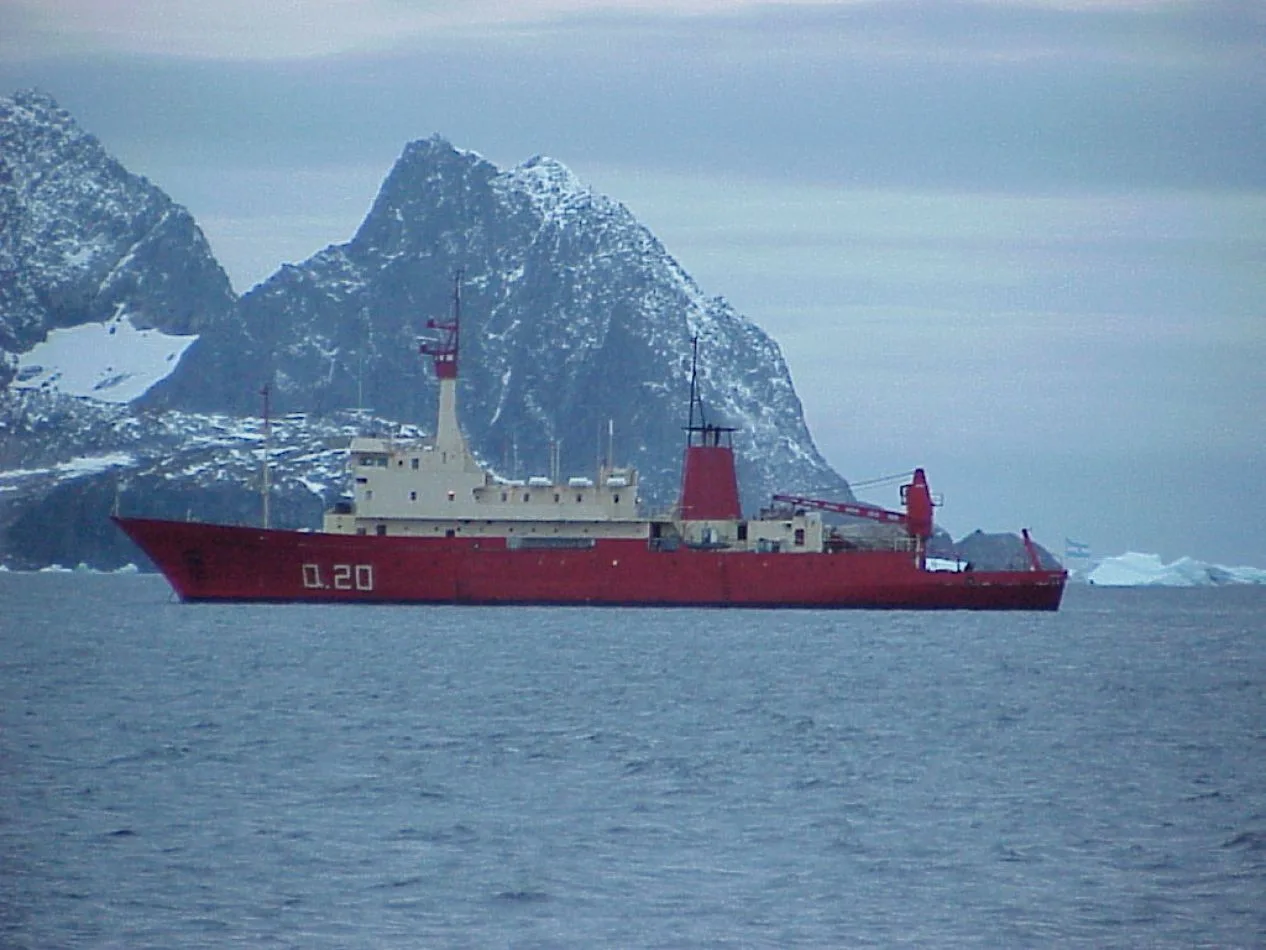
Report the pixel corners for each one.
[376,524,386,536]
[410,491,417,501]
[794,528,805,547]
[411,458,419,470]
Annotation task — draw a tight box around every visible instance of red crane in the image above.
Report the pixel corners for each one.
[773,468,937,541]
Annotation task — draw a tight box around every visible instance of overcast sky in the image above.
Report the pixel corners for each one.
[4,0,1264,566]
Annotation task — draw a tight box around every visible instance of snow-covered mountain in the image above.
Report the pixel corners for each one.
[0,89,235,392]
[0,388,397,568]
[1,92,860,568]
[147,135,847,511]
[1,90,1057,572]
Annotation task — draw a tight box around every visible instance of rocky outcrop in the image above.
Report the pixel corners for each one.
[0,97,853,567]
[1,91,1052,571]
[147,136,850,511]
[0,90,236,388]
[954,530,1062,572]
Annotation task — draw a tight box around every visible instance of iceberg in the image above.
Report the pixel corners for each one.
[1087,552,1266,587]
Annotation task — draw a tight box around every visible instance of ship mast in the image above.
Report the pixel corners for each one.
[420,271,466,455]
[422,271,461,380]
[259,383,271,529]
[683,335,736,451]
[677,335,741,520]
[686,335,704,432]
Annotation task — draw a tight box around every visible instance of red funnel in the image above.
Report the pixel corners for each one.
[678,436,741,520]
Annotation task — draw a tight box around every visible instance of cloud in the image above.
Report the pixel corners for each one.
[7,0,425,60]
[13,2,1262,196]
[4,0,830,61]
[6,0,1261,66]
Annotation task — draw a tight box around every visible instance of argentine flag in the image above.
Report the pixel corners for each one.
[1065,538,1092,559]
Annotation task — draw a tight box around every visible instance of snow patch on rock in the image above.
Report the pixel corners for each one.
[13,310,197,403]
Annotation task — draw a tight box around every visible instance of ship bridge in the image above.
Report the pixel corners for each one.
[323,273,643,539]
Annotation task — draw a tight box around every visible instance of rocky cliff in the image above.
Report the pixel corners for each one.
[1,93,861,569]
[146,136,848,510]
[0,90,236,390]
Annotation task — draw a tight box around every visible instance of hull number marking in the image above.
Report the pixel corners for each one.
[302,563,374,591]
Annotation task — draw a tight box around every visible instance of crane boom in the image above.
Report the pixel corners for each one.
[771,494,907,526]
[772,468,937,541]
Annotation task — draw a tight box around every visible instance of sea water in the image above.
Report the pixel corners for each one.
[2,574,1263,948]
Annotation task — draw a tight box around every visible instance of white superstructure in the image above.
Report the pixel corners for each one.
[322,352,644,539]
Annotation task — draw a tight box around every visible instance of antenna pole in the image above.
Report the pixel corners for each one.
[687,335,699,434]
[685,335,711,440]
[356,307,366,425]
[260,383,271,530]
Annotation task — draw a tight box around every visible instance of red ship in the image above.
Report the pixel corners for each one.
[114,283,1066,610]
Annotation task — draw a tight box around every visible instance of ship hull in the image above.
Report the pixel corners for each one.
[114,517,1067,611]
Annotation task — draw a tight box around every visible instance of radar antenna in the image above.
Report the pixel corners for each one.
[684,335,734,448]
[420,270,462,379]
